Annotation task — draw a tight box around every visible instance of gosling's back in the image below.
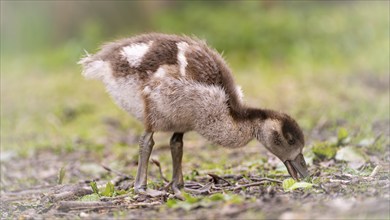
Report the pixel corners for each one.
[79,33,244,132]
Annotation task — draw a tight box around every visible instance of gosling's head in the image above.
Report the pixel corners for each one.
[255,112,309,180]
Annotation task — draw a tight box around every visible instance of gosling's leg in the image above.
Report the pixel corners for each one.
[170,132,184,195]
[134,132,154,193]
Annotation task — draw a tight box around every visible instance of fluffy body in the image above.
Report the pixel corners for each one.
[79,33,252,147]
[79,33,309,189]
[79,33,303,153]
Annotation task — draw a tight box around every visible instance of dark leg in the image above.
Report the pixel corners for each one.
[134,132,154,193]
[170,132,184,195]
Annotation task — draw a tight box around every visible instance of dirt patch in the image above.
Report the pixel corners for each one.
[1,136,389,219]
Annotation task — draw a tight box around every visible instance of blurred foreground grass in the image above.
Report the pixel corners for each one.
[1,2,389,157]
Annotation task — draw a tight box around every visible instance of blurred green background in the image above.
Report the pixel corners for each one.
[1,1,389,154]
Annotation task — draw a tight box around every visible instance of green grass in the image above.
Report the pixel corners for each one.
[1,1,388,156]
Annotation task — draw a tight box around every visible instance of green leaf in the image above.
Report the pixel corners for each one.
[115,189,127,196]
[357,138,375,147]
[166,198,178,208]
[101,181,115,197]
[80,193,100,201]
[312,142,338,160]
[182,192,200,204]
[58,166,66,184]
[335,146,366,162]
[283,178,296,191]
[289,182,313,190]
[283,178,313,191]
[178,202,194,211]
[338,128,348,140]
[209,193,225,201]
[90,181,99,194]
[337,128,350,145]
[224,194,243,204]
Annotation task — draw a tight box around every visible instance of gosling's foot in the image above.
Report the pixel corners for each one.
[135,187,167,197]
[172,184,185,200]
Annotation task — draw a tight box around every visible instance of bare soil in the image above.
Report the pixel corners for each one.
[1,126,389,220]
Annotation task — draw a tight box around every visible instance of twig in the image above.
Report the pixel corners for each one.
[184,182,212,195]
[329,179,351,184]
[208,173,233,186]
[249,177,283,184]
[111,176,133,188]
[101,164,133,179]
[230,181,279,191]
[57,201,116,211]
[51,187,92,202]
[127,201,162,209]
[2,186,54,197]
[255,174,290,178]
[151,159,169,183]
[163,181,173,191]
[100,193,132,202]
[184,182,204,189]
[221,174,244,180]
[369,165,381,178]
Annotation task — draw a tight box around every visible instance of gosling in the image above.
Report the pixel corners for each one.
[79,33,309,196]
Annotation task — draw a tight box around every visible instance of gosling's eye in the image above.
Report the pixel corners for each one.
[288,138,295,145]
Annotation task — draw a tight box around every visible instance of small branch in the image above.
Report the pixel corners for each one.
[208,173,233,186]
[100,193,132,202]
[184,182,204,189]
[2,185,55,198]
[255,174,290,178]
[217,178,283,192]
[57,201,116,211]
[184,182,212,195]
[127,201,162,209]
[151,159,169,183]
[101,164,133,179]
[230,181,274,191]
[329,179,351,184]
[163,181,173,191]
[249,177,283,184]
[221,174,244,180]
[51,186,92,202]
[111,176,133,188]
[369,165,381,178]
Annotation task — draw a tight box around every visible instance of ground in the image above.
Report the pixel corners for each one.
[1,3,389,217]
[1,66,389,219]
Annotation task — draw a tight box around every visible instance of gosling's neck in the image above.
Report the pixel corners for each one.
[195,106,276,148]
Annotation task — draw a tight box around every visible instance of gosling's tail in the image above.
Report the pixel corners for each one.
[78,50,111,80]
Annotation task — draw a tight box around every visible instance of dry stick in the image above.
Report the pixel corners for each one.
[221,174,244,180]
[231,180,281,191]
[209,178,283,194]
[329,179,351,184]
[163,181,173,191]
[369,165,381,178]
[101,164,133,179]
[184,182,213,195]
[57,201,116,211]
[208,173,233,186]
[127,201,162,209]
[99,193,132,202]
[249,177,283,183]
[257,174,290,178]
[49,184,98,202]
[2,187,54,197]
[151,159,169,183]
[184,182,205,189]
[52,188,93,202]
[58,200,163,211]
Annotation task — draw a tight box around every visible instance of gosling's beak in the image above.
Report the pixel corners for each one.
[284,153,309,180]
